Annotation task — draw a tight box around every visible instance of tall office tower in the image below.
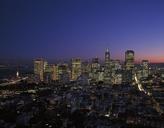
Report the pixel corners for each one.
[105,48,110,65]
[44,61,48,71]
[44,64,53,83]
[91,57,100,82]
[142,60,149,78]
[71,58,82,81]
[110,60,120,75]
[110,60,122,84]
[113,60,122,70]
[51,64,58,81]
[125,50,135,70]
[34,58,44,81]
[91,57,100,72]
[124,50,135,83]
[58,64,69,83]
[104,48,112,84]
[82,61,91,75]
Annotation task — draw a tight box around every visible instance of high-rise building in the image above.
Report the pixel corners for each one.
[113,60,122,71]
[71,58,82,81]
[125,50,135,70]
[44,61,48,71]
[58,64,70,83]
[34,58,44,81]
[113,73,122,85]
[91,57,100,71]
[91,57,100,82]
[105,48,110,65]
[81,61,91,76]
[123,50,135,83]
[110,60,122,75]
[142,60,149,78]
[51,64,58,81]
[44,64,53,83]
[110,60,122,84]
[104,48,112,84]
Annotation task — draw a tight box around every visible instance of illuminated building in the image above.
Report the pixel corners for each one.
[113,60,122,70]
[110,60,121,75]
[91,57,100,81]
[34,58,44,81]
[142,60,149,78]
[137,70,142,80]
[44,61,48,71]
[125,50,135,70]
[105,48,110,64]
[71,58,82,81]
[16,71,19,78]
[91,57,100,71]
[104,48,112,84]
[113,73,122,85]
[58,64,70,83]
[81,61,91,76]
[98,71,104,82]
[44,64,59,81]
[51,64,58,81]
[110,60,122,84]
[123,50,135,83]
[44,64,53,83]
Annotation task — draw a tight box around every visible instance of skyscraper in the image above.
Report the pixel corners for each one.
[105,48,110,65]
[104,48,112,84]
[91,57,100,82]
[123,50,135,83]
[125,50,135,70]
[58,64,70,83]
[34,58,44,81]
[110,60,122,84]
[142,60,149,78]
[51,64,58,81]
[91,57,100,73]
[81,61,91,75]
[71,58,82,81]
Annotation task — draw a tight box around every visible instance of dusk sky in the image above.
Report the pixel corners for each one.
[1,0,164,62]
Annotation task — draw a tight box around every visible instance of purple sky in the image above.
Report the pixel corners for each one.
[1,0,164,62]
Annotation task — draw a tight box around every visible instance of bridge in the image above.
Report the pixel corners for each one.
[0,77,28,87]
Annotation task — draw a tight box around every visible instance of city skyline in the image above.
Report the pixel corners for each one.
[1,0,164,63]
[0,49,162,64]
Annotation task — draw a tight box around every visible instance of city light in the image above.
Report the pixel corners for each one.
[1,0,164,127]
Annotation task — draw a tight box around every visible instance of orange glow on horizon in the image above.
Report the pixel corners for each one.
[136,55,164,63]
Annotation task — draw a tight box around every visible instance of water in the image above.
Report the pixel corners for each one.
[0,66,33,79]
